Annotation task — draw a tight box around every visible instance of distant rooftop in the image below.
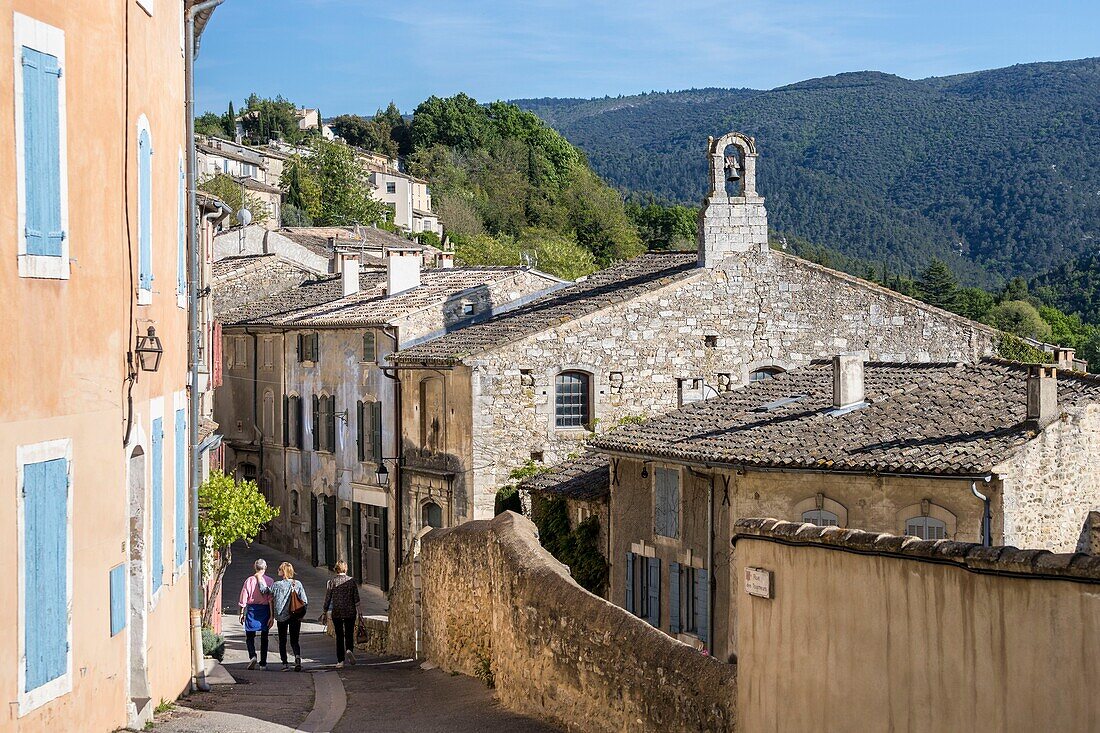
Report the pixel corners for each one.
[520,453,610,502]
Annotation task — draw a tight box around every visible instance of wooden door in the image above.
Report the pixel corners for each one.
[363,505,387,589]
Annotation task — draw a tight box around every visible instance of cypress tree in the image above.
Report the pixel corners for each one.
[919,258,960,311]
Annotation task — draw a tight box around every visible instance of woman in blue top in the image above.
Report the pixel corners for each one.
[272,562,308,671]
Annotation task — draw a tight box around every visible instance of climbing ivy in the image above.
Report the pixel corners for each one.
[530,494,608,596]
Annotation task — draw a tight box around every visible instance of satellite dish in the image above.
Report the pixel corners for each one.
[237,208,253,227]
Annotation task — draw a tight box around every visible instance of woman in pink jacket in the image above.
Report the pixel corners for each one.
[238,558,275,670]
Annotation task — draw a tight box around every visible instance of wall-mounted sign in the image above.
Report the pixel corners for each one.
[745,567,772,598]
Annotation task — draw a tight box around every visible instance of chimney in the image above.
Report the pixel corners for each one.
[1026,364,1058,427]
[437,252,454,269]
[832,352,865,410]
[387,246,421,296]
[1053,347,1076,371]
[342,255,360,297]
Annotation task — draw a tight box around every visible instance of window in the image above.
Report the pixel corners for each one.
[290,490,300,516]
[386,181,396,194]
[262,337,274,369]
[298,333,319,363]
[555,371,591,429]
[137,118,154,303]
[356,400,382,462]
[462,302,475,316]
[422,501,443,529]
[750,366,784,382]
[654,467,680,538]
[313,395,335,452]
[670,563,709,646]
[15,14,69,280]
[906,516,947,540]
[151,417,164,594]
[233,336,247,368]
[419,378,444,451]
[174,407,187,571]
[17,439,72,714]
[109,564,126,637]
[624,553,660,627]
[362,331,377,362]
[284,395,303,448]
[263,391,275,440]
[802,509,839,527]
[177,154,186,308]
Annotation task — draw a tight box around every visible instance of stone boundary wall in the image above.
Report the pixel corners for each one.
[388,512,738,732]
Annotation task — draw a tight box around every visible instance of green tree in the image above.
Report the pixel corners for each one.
[918,258,959,311]
[956,287,995,321]
[280,155,322,222]
[299,139,386,226]
[529,494,608,596]
[986,300,1053,341]
[195,112,225,137]
[197,174,270,224]
[197,470,278,625]
[1002,276,1030,303]
[224,100,236,138]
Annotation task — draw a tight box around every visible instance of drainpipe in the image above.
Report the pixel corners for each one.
[972,476,993,547]
[380,326,403,576]
[186,0,224,694]
[707,472,714,655]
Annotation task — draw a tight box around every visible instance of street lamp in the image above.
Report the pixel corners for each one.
[135,326,164,372]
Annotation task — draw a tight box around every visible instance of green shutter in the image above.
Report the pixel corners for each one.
[283,395,290,446]
[312,395,320,450]
[356,400,365,461]
[371,401,382,461]
[327,396,336,452]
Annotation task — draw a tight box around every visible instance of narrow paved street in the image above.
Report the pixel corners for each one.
[155,541,557,732]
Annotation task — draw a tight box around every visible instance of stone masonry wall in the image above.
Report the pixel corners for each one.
[996,402,1100,552]
[388,512,738,733]
[468,249,999,517]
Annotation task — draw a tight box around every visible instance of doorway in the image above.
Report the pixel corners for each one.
[361,504,388,590]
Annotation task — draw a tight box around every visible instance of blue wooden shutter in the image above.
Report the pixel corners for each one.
[646,557,661,627]
[177,163,186,299]
[22,47,64,256]
[151,417,164,591]
[669,563,681,634]
[624,552,634,614]
[23,457,68,691]
[695,568,710,647]
[109,564,127,636]
[138,128,153,290]
[175,408,187,570]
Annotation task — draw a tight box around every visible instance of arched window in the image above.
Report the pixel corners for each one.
[906,515,947,540]
[422,501,443,530]
[555,371,591,428]
[750,366,784,382]
[802,509,839,527]
[290,489,300,516]
[362,331,376,362]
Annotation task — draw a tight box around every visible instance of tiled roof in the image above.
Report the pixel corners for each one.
[219,267,538,328]
[391,253,700,364]
[520,454,610,502]
[239,177,282,194]
[210,253,276,280]
[591,359,1100,477]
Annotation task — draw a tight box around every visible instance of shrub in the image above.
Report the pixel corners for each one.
[201,627,225,661]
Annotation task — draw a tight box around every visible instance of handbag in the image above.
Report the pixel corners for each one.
[289,581,308,621]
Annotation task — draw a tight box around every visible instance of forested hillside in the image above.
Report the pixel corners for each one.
[515,58,1100,286]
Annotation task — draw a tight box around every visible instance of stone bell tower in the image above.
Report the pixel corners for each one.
[697,131,769,267]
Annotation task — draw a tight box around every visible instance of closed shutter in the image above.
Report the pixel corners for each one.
[138,127,153,290]
[371,401,382,461]
[669,562,681,634]
[23,457,68,691]
[296,397,304,448]
[175,408,187,569]
[646,557,661,627]
[177,162,186,300]
[694,568,709,648]
[327,396,336,452]
[624,552,634,614]
[283,395,290,446]
[152,417,164,591]
[356,401,365,461]
[21,47,64,256]
[109,564,127,636]
[312,395,320,450]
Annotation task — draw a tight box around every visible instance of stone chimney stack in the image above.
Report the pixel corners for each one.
[832,353,865,410]
[1053,347,1076,371]
[387,246,421,297]
[1026,364,1058,427]
[342,255,360,297]
[698,131,769,267]
[437,252,454,269]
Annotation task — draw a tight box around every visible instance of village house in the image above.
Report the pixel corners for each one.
[0,1,219,729]
[387,131,1001,543]
[196,136,284,227]
[212,249,560,589]
[586,353,1100,661]
[369,168,442,236]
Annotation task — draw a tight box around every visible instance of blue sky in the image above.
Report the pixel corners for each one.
[195,0,1100,116]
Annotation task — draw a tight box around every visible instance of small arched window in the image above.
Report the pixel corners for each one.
[555,371,591,428]
[750,366,784,382]
[802,509,839,527]
[422,501,443,530]
[906,515,947,540]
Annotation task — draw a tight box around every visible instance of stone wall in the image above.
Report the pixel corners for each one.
[996,402,1100,551]
[212,256,315,313]
[388,512,738,733]
[467,248,999,517]
[733,518,1100,731]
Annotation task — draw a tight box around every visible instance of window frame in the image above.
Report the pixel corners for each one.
[362,331,377,363]
[554,370,592,430]
[14,14,70,280]
[802,508,840,526]
[136,115,154,305]
[176,149,186,309]
[16,438,73,716]
[653,466,681,539]
[749,366,785,382]
[906,515,948,540]
[422,501,443,530]
[298,333,319,364]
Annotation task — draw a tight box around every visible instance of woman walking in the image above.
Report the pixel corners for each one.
[238,559,275,670]
[320,560,361,668]
[272,562,308,672]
